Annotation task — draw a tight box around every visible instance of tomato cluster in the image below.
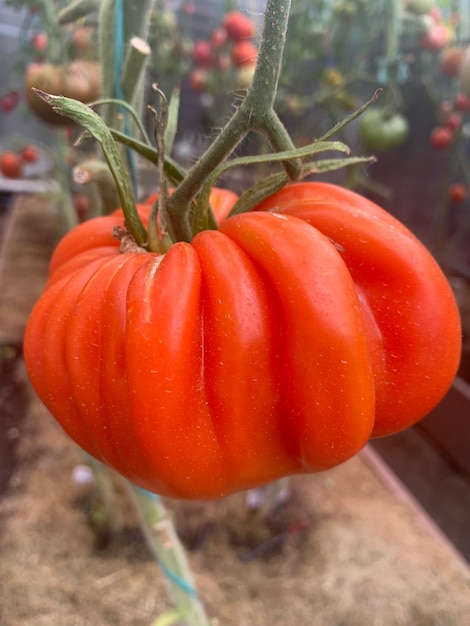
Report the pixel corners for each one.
[0,146,39,179]
[24,183,462,500]
[430,91,469,150]
[189,11,258,94]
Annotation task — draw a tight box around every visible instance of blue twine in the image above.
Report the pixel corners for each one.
[114,0,138,193]
[158,559,198,598]
[133,485,161,501]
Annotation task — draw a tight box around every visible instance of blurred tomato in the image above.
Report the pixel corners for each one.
[223,11,256,41]
[358,109,409,152]
[430,126,453,149]
[20,145,39,163]
[0,152,22,178]
[232,40,258,67]
[448,183,468,204]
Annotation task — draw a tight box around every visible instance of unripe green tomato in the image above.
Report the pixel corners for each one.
[406,0,434,15]
[358,109,410,153]
[458,48,470,99]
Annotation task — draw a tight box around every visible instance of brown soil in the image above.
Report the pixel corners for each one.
[1,196,470,626]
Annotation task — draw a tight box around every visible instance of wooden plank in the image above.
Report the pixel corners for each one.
[419,377,470,477]
[0,195,62,344]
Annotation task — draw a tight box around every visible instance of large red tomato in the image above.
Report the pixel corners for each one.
[25,61,101,125]
[24,183,461,499]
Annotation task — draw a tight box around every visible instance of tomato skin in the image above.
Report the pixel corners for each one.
[454,92,470,112]
[31,31,48,52]
[192,40,213,68]
[232,40,258,67]
[223,11,256,41]
[430,126,453,149]
[24,183,461,499]
[253,183,461,437]
[20,145,39,163]
[25,61,101,125]
[0,152,22,178]
[358,109,409,153]
[0,91,20,112]
[439,46,466,77]
[448,182,467,204]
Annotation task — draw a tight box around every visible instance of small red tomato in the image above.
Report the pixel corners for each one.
[232,40,258,67]
[430,126,453,149]
[189,68,208,93]
[210,27,227,49]
[0,91,20,112]
[439,46,466,77]
[454,92,470,112]
[439,100,454,115]
[0,152,22,178]
[420,24,452,52]
[445,112,463,131]
[192,40,213,67]
[20,145,39,163]
[448,183,468,204]
[31,31,48,52]
[223,11,256,41]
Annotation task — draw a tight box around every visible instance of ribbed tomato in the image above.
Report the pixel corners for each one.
[24,183,461,499]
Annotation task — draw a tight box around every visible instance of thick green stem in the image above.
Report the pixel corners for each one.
[57,0,100,24]
[99,0,156,127]
[38,0,63,64]
[86,457,124,535]
[122,37,151,107]
[166,0,300,240]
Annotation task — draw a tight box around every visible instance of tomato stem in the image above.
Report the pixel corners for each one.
[128,485,211,626]
[166,0,301,241]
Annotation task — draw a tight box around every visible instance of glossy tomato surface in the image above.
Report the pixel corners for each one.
[358,109,409,153]
[24,183,462,499]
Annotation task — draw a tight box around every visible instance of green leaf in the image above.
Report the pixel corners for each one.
[196,139,352,221]
[89,97,152,146]
[318,89,382,142]
[302,155,376,175]
[228,172,289,217]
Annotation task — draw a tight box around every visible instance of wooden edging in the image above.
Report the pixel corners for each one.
[360,444,470,574]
